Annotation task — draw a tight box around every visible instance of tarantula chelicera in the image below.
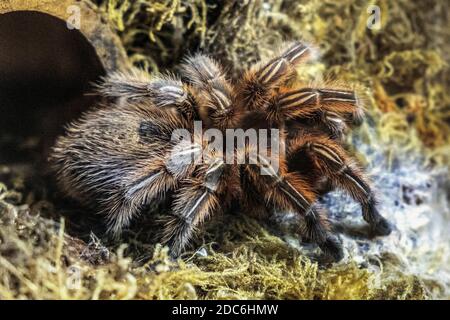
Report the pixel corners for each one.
[51,41,393,261]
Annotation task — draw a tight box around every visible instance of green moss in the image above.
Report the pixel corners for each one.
[97,0,209,72]
[0,195,429,299]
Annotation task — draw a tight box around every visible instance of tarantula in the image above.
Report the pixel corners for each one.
[51,41,392,261]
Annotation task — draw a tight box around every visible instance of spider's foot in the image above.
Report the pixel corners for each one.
[319,235,344,262]
[371,216,393,236]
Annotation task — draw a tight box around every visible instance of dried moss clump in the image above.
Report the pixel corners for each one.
[93,0,209,72]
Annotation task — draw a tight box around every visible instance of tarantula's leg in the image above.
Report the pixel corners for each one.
[181,54,229,88]
[161,159,230,257]
[104,172,175,237]
[277,87,363,121]
[238,41,315,110]
[95,69,153,102]
[104,137,203,236]
[288,135,392,236]
[148,76,196,119]
[103,158,184,237]
[180,54,238,129]
[96,70,196,119]
[245,154,344,261]
[269,87,364,138]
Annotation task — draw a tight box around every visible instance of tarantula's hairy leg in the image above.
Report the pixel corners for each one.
[104,138,203,237]
[103,161,176,237]
[161,159,232,257]
[244,153,344,261]
[95,69,153,102]
[278,87,363,122]
[288,135,393,236]
[96,70,196,119]
[181,54,228,88]
[181,54,238,129]
[269,87,364,138]
[148,77,194,117]
[238,41,315,110]
[104,162,187,237]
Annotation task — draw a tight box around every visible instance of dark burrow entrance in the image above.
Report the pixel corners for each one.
[0,11,105,164]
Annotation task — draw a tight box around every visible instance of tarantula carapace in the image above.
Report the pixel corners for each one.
[51,41,392,261]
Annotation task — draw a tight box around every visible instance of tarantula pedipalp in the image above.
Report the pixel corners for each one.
[51,41,393,261]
